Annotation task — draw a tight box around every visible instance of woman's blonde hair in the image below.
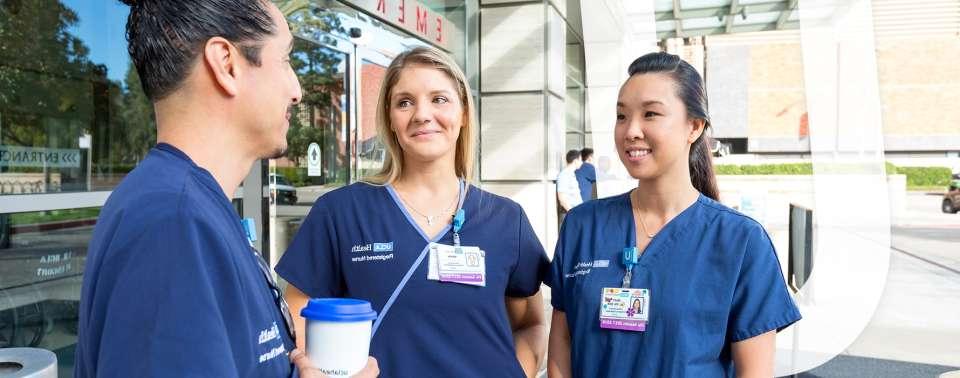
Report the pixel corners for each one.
[364,46,476,185]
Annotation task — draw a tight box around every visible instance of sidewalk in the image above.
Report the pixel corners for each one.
[810,192,960,375]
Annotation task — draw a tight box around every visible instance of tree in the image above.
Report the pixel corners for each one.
[0,1,155,180]
[282,8,347,178]
[111,63,155,165]
[0,0,97,149]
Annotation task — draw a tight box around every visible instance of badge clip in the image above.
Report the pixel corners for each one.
[621,247,638,288]
[452,209,465,246]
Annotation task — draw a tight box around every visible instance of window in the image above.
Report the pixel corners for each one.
[1,1,153,196]
[1,1,142,374]
[0,208,99,373]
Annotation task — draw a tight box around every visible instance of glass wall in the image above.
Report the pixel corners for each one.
[268,0,444,264]
[1,1,142,375]
[1,1,152,196]
[419,0,468,69]
[565,25,585,151]
[275,38,351,194]
[0,208,96,361]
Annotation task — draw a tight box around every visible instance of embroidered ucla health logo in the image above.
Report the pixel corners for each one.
[565,259,610,278]
[256,322,286,364]
[351,242,394,253]
[350,242,396,263]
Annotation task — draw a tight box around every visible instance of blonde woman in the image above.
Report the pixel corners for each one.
[277,46,549,377]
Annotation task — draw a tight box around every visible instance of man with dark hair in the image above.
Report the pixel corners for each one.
[75,1,376,376]
[575,147,597,203]
[556,149,583,217]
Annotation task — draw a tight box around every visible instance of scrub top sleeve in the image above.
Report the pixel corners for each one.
[505,206,549,298]
[728,224,802,342]
[546,219,568,311]
[275,203,342,298]
[97,217,239,376]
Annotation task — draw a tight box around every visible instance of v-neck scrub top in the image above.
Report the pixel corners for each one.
[276,182,549,378]
[547,191,801,377]
[75,144,296,377]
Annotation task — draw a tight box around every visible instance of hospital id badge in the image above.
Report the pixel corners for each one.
[431,243,486,287]
[599,287,649,332]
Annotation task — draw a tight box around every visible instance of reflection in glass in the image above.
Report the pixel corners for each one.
[0,207,98,375]
[276,39,349,191]
[358,60,388,179]
[0,1,154,196]
[268,36,350,266]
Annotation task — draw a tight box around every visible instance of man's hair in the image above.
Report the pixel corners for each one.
[565,149,581,164]
[580,148,594,161]
[120,0,277,101]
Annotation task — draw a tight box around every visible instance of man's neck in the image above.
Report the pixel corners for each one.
[155,101,256,200]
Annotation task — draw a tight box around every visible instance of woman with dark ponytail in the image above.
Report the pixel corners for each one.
[546,52,800,377]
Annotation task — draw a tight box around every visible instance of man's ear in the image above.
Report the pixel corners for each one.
[203,37,242,97]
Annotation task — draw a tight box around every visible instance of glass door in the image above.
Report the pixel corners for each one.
[262,3,433,267]
[267,34,354,268]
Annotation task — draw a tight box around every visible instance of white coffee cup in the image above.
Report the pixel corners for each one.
[301,298,378,377]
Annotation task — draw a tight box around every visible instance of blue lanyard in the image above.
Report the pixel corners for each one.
[240,218,257,247]
[373,179,467,337]
[622,247,639,288]
[452,209,465,247]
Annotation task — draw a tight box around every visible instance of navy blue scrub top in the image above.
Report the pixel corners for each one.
[548,191,801,378]
[75,144,296,377]
[575,162,597,203]
[276,182,549,378]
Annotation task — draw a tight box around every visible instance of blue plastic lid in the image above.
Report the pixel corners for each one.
[301,298,378,322]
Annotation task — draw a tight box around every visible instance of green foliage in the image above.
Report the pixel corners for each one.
[9,207,101,226]
[0,1,98,147]
[110,62,156,165]
[275,166,309,186]
[714,163,813,175]
[283,10,346,167]
[885,162,898,175]
[896,166,952,188]
[0,1,155,178]
[715,162,953,190]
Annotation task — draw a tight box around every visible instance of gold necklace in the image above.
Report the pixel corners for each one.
[397,188,458,226]
[631,190,657,238]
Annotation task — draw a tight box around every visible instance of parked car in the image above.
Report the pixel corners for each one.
[942,174,960,214]
[269,173,298,205]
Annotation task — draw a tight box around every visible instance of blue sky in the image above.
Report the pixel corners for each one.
[55,1,426,84]
[62,0,131,83]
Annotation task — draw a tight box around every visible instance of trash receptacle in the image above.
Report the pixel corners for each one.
[0,348,57,378]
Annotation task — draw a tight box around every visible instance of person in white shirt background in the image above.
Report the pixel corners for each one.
[556,149,584,222]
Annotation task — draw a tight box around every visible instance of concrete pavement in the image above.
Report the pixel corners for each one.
[802,192,960,376]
